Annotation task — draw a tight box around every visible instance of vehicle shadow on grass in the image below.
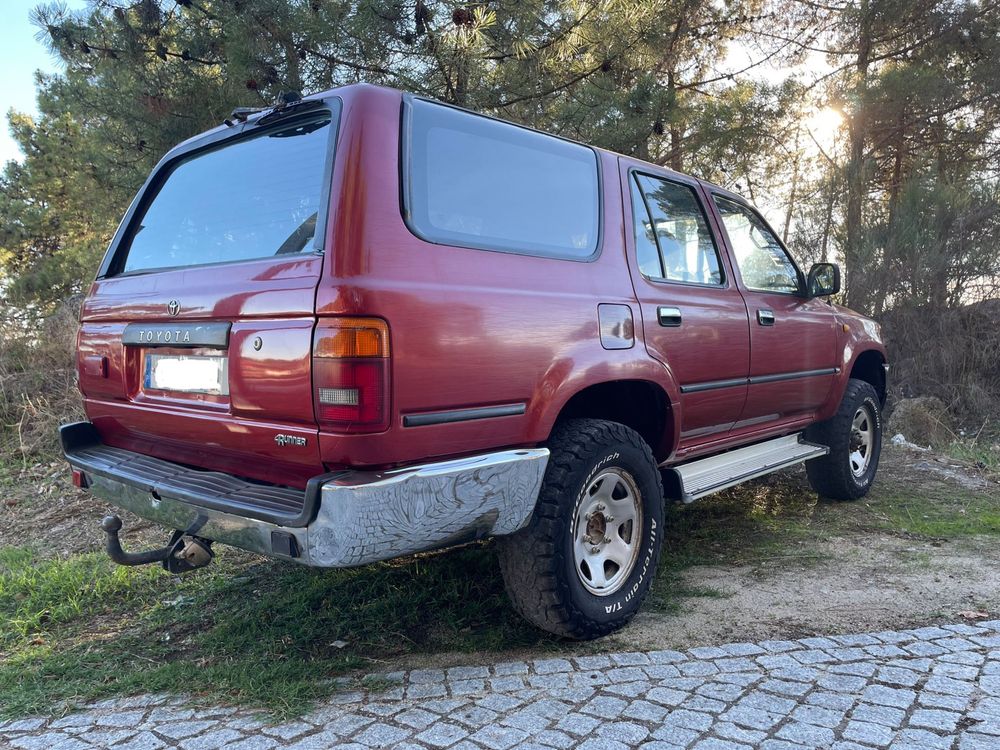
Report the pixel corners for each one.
[0,470,832,718]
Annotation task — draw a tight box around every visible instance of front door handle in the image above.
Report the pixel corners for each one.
[757,309,775,326]
[658,306,682,327]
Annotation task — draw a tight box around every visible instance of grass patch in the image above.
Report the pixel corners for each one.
[945,439,1000,474]
[870,486,1000,538]
[0,543,552,719]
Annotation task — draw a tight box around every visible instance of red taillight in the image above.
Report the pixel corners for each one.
[313,318,390,432]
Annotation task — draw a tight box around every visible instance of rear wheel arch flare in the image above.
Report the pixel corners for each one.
[553,380,673,460]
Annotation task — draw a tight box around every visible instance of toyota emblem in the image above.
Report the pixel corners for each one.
[167,300,180,316]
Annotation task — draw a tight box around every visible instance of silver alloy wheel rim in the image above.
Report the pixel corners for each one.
[849,404,875,477]
[573,468,643,596]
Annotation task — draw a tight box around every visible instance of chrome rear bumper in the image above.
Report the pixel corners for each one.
[61,422,549,567]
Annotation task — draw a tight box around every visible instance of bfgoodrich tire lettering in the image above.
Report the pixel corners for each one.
[805,378,883,501]
[498,419,665,639]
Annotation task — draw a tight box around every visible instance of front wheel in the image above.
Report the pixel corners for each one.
[498,419,664,639]
[806,378,883,500]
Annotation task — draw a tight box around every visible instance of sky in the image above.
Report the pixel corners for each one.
[0,0,87,165]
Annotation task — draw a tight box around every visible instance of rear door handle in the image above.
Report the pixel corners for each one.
[757,309,775,326]
[658,306,682,327]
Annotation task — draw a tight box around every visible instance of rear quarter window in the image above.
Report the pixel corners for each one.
[404,98,600,259]
[114,113,334,275]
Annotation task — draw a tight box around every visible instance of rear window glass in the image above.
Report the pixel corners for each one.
[406,99,600,259]
[118,115,333,274]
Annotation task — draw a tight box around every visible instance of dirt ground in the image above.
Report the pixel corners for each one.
[3,444,998,660]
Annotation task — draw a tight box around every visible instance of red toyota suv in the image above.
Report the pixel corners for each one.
[62,84,887,639]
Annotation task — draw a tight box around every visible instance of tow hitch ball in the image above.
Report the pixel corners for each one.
[100,515,213,573]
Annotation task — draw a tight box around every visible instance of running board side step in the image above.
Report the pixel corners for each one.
[666,434,829,503]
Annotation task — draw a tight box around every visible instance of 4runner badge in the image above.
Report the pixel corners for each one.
[275,434,307,447]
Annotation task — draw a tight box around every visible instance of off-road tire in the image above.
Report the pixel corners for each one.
[498,419,664,639]
[805,378,882,501]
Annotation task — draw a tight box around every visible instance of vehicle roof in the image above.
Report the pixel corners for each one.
[162,81,752,206]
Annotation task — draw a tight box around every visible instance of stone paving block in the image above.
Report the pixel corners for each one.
[158,720,220,740]
[918,691,971,711]
[573,655,614,671]
[605,680,654,699]
[850,703,906,728]
[577,738,630,750]
[865,644,909,659]
[221,736,279,750]
[861,684,916,708]
[651,724,702,746]
[691,739,751,750]
[759,640,801,653]
[897,728,954,749]
[493,660,529,676]
[663,709,715,732]
[715,721,767,745]
[647,687,690,707]
[681,695,727,715]
[116,731,168,750]
[679,660,720,677]
[470,724,530,750]
[738,691,796,716]
[611,651,652,666]
[790,703,845,728]
[498,709,549,733]
[414,722,470,748]
[448,666,490,681]
[648,649,688,664]
[842,719,895,746]
[722,643,766,657]
[715,658,757,673]
[832,633,881,647]
[910,707,961,732]
[722,705,783,731]
[777,721,837,746]
[690,646,730,660]
[644,665,682,680]
[623,699,668,723]
[534,658,574,674]
[759,678,811,697]
[179,728,244,750]
[534,729,575,749]
[799,636,840,650]
[925,675,976,696]
[451,678,487,695]
[605,666,649,683]
[806,691,855,711]
[755,654,800,671]
[597,721,650,744]
[877,665,923,687]
[555,712,601,737]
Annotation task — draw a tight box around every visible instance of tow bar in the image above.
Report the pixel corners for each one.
[100,515,214,573]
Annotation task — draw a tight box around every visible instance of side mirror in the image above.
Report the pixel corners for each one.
[806,262,840,298]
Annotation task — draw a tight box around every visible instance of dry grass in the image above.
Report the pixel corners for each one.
[0,297,84,463]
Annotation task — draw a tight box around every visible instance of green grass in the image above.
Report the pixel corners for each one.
[945,439,1000,474]
[0,543,553,718]
[2,450,997,719]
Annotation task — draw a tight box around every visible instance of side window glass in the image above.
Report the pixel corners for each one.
[631,174,723,285]
[629,177,663,278]
[713,196,801,293]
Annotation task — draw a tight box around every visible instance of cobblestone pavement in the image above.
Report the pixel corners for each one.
[4,622,1000,750]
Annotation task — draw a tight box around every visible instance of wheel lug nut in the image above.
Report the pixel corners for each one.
[603,536,611,544]
[606,515,614,523]
[590,546,600,554]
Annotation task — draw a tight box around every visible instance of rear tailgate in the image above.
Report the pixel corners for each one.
[77,102,339,489]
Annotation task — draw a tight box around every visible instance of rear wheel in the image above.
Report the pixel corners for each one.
[806,378,883,500]
[498,419,664,639]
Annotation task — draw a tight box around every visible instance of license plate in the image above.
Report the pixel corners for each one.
[144,354,229,395]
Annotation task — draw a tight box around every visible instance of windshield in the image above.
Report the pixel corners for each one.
[117,115,332,274]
